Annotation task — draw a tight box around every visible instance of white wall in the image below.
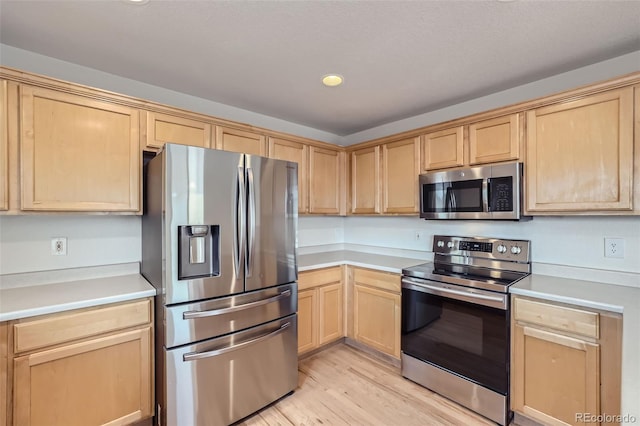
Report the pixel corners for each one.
[336,216,640,274]
[0,216,140,275]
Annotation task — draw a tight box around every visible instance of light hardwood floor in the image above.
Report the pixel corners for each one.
[239,343,494,426]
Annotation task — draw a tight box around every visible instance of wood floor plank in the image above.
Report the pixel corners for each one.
[240,344,494,426]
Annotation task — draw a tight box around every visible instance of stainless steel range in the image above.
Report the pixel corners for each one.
[401,235,531,425]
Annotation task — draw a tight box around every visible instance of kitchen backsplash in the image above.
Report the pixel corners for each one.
[1,215,637,278]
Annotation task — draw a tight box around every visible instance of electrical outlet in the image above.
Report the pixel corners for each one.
[415,230,426,241]
[604,237,624,259]
[51,237,67,256]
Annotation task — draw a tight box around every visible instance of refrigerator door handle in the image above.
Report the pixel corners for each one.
[235,164,246,278]
[182,289,292,319]
[247,166,256,278]
[182,322,291,362]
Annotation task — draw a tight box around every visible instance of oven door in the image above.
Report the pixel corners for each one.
[401,277,509,395]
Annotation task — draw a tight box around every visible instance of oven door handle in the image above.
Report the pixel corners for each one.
[402,277,507,310]
[183,322,291,362]
[182,290,291,319]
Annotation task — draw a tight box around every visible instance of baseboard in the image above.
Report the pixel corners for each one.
[344,337,401,368]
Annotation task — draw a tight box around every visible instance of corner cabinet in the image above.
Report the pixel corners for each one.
[309,146,345,215]
[297,267,344,355]
[9,299,154,426]
[19,85,140,212]
[511,296,622,426]
[350,137,420,215]
[525,87,634,213]
[350,267,401,359]
[350,146,380,214]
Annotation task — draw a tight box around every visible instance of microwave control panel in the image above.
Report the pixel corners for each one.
[488,176,513,212]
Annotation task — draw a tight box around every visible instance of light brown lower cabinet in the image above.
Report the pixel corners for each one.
[511,296,622,426]
[297,267,344,355]
[4,298,154,426]
[350,267,401,359]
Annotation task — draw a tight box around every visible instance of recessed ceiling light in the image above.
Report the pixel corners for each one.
[124,0,149,4]
[322,74,344,87]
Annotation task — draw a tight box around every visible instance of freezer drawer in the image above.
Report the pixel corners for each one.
[163,315,298,426]
[165,283,297,348]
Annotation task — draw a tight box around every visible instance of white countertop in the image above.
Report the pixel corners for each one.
[298,250,426,273]
[0,266,156,321]
[511,275,640,424]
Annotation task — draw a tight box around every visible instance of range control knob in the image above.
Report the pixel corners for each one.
[497,244,507,253]
[437,240,445,248]
[447,241,455,249]
[511,246,522,255]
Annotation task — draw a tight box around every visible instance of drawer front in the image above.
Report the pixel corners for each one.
[299,266,342,291]
[514,298,599,339]
[352,267,400,293]
[14,299,151,353]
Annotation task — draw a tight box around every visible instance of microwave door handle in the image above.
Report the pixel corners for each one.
[445,187,453,211]
[484,178,490,212]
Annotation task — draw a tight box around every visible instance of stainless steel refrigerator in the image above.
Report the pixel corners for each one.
[141,143,298,426]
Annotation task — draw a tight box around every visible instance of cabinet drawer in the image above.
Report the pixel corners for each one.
[352,267,400,293]
[514,298,599,339]
[299,266,342,291]
[14,299,151,353]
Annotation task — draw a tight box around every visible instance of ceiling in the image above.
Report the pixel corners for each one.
[1,1,639,138]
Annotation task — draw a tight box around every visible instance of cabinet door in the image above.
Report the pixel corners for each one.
[309,146,343,214]
[318,283,343,345]
[0,80,7,211]
[1,322,7,426]
[382,137,420,213]
[13,327,152,426]
[353,284,400,358]
[215,125,266,156]
[297,289,318,354]
[143,110,211,150]
[526,88,634,212]
[268,137,308,213]
[421,126,464,171]
[20,86,140,212]
[469,113,520,165]
[512,324,599,426]
[350,146,380,214]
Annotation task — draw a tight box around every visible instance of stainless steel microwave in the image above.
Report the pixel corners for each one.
[419,162,527,220]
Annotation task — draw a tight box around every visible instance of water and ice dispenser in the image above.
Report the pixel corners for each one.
[178,225,220,280]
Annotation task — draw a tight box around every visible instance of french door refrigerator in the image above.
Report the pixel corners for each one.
[141,143,298,426]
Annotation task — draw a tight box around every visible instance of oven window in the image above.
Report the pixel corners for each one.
[401,287,509,394]
[422,179,483,213]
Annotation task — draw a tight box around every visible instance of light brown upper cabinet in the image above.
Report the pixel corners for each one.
[350,146,380,214]
[526,87,634,213]
[469,113,520,165]
[268,137,308,213]
[142,110,211,151]
[350,137,420,215]
[0,80,8,211]
[20,85,140,212]
[421,126,464,171]
[382,137,420,213]
[215,125,266,156]
[309,146,344,215]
